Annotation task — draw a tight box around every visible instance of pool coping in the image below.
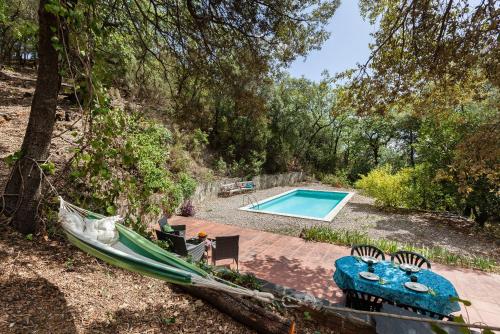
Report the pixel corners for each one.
[238,188,355,222]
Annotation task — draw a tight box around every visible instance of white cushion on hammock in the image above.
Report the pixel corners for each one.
[84,216,121,244]
[60,212,85,234]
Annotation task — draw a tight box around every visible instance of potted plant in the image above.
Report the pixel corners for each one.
[198,231,208,243]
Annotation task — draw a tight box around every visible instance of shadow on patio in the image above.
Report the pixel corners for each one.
[242,253,344,302]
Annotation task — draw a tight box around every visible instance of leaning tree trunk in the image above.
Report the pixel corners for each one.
[2,0,62,234]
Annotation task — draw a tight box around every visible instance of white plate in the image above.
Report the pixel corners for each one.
[404,282,429,292]
[399,263,421,273]
[361,256,379,264]
[359,271,380,281]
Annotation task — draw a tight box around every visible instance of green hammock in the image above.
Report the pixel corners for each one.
[59,197,273,302]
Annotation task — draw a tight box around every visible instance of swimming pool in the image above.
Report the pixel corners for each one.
[239,189,354,221]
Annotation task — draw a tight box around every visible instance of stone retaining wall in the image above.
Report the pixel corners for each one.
[192,172,307,203]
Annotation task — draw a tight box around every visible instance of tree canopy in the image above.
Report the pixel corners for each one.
[1,0,498,233]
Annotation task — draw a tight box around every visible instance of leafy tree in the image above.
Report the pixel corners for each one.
[351,0,499,113]
[0,0,38,65]
[1,0,340,233]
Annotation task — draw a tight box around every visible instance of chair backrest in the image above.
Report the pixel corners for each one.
[155,230,188,256]
[158,217,168,227]
[391,250,431,269]
[351,244,385,260]
[220,183,237,191]
[236,181,254,189]
[171,224,186,238]
[214,235,239,262]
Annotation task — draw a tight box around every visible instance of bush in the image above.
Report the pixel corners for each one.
[355,164,459,212]
[229,150,266,178]
[355,165,412,208]
[179,200,195,217]
[214,157,227,175]
[321,171,351,188]
[69,105,196,237]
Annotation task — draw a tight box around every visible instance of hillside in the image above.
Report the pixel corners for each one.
[0,67,340,334]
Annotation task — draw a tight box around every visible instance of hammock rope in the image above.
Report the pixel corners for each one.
[58,197,274,303]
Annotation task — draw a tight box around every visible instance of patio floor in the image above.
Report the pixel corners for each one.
[169,216,500,327]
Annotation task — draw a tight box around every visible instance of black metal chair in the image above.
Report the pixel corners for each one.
[158,218,186,238]
[396,304,454,321]
[211,235,239,270]
[351,244,385,260]
[345,289,384,312]
[391,250,431,269]
[155,230,205,262]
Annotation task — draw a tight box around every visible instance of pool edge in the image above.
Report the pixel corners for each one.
[238,188,355,222]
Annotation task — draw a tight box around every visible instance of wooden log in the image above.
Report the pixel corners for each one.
[181,285,293,334]
[256,280,376,334]
[297,304,376,334]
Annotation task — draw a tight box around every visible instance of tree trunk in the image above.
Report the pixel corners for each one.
[1,0,62,234]
[409,130,415,167]
[372,144,379,165]
[181,286,293,334]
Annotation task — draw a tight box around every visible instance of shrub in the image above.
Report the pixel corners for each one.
[214,157,227,175]
[321,170,351,188]
[179,200,195,217]
[177,172,197,199]
[355,165,412,208]
[69,105,196,237]
[229,150,266,178]
[355,164,458,212]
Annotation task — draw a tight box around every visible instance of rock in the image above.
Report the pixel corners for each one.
[194,299,204,307]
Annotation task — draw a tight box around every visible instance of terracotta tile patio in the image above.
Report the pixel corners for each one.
[169,216,500,326]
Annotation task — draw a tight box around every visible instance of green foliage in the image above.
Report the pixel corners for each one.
[197,263,262,291]
[355,164,459,212]
[301,226,498,272]
[3,150,23,166]
[161,317,176,325]
[0,0,38,63]
[215,268,262,291]
[70,105,196,236]
[214,157,228,176]
[355,165,412,208]
[320,171,350,188]
[229,150,266,178]
[40,161,56,175]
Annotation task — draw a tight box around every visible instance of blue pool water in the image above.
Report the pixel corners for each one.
[247,189,350,220]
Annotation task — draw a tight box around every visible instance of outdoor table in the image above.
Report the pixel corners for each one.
[333,256,461,316]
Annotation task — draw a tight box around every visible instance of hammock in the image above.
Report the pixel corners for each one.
[58,197,274,302]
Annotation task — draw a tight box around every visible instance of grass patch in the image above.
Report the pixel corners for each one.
[301,226,498,273]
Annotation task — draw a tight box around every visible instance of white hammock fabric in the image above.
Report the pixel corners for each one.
[58,197,274,302]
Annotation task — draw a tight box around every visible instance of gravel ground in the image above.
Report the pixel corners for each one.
[196,182,499,260]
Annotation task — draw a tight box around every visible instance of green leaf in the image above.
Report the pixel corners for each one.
[26,234,33,241]
[106,206,116,215]
[430,324,448,334]
[161,317,175,325]
[40,161,56,175]
[4,150,23,165]
[449,297,472,306]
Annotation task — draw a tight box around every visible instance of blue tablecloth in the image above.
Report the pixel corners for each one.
[333,256,461,315]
